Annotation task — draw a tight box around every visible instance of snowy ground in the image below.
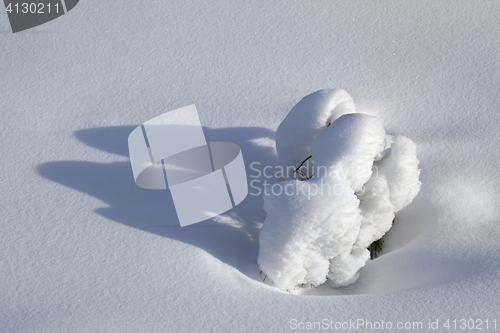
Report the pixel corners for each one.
[1,1,499,332]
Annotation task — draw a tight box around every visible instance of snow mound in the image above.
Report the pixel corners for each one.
[311,113,386,192]
[258,90,421,291]
[258,178,361,289]
[378,135,421,212]
[327,247,370,287]
[276,89,356,178]
[355,175,395,249]
[355,135,421,249]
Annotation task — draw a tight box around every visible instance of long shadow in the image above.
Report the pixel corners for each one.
[37,125,277,280]
[38,125,496,296]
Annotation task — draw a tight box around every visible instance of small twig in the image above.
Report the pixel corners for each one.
[294,155,314,181]
[294,155,312,173]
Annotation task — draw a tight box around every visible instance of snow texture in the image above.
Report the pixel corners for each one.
[258,92,421,290]
[1,1,499,331]
[276,89,355,177]
[355,135,421,248]
[311,113,386,192]
[258,177,361,289]
[327,247,370,287]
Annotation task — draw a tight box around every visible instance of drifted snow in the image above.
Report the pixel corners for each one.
[258,92,421,290]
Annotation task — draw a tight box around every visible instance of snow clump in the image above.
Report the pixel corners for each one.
[257,89,421,291]
[276,89,356,179]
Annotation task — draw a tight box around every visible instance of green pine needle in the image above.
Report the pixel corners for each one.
[368,237,384,260]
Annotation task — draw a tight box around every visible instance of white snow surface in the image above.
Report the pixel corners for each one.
[1,1,500,332]
[378,135,422,212]
[328,247,370,288]
[276,89,355,175]
[259,109,420,289]
[355,135,422,249]
[311,113,386,192]
[259,177,361,290]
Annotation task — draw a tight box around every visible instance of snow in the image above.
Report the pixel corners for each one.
[1,1,500,332]
[327,246,370,288]
[276,89,356,176]
[258,176,362,290]
[355,135,421,249]
[259,104,420,290]
[375,135,421,213]
[310,113,386,192]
